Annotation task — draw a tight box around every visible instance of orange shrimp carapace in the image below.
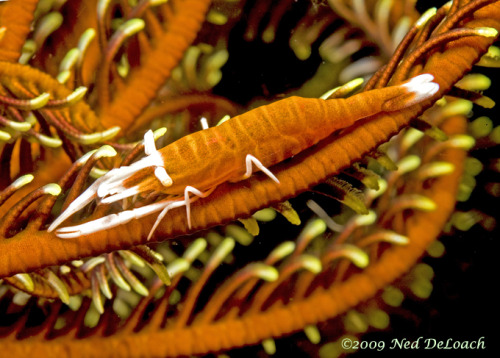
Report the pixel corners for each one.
[48,74,438,239]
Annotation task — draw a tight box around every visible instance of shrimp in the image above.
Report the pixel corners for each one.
[48,74,439,239]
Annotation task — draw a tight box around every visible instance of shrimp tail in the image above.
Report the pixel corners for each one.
[382,73,439,112]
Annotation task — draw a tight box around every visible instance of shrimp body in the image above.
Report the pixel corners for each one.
[49,74,439,238]
[124,73,438,195]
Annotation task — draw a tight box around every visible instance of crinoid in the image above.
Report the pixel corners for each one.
[0,0,498,357]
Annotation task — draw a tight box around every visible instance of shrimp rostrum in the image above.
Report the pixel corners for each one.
[48,74,439,240]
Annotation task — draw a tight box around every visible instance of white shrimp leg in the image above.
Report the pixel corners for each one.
[55,199,176,239]
[47,176,105,232]
[243,154,280,183]
[56,185,216,239]
[100,185,141,204]
[97,130,172,202]
[147,200,187,241]
[184,186,215,229]
[147,186,215,240]
[48,129,171,233]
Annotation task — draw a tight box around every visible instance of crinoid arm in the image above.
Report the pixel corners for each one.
[243,154,280,183]
[382,73,440,112]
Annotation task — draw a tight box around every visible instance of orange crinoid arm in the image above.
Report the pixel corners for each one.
[98,0,212,132]
[0,0,498,278]
[0,106,471,358]
[0,0,39,62]
[0,1,498,357]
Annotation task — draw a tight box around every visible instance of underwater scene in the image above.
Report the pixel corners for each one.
[0,0,498,357]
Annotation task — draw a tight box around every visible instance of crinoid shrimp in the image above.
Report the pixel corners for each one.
[48,74,439,240]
